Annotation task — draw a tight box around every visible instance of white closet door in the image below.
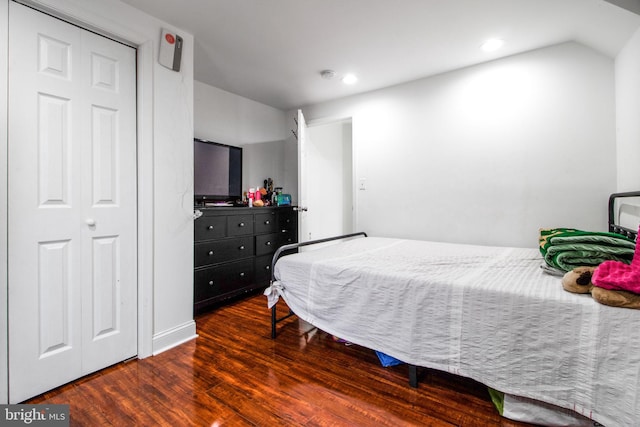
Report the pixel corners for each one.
[8,2,137,403]
[78,27,137,375]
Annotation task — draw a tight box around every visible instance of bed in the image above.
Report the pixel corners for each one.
[264,191,640,427]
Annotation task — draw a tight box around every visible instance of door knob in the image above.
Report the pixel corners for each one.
[86,219,96,226]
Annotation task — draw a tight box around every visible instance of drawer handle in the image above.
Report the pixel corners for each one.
[240,272,245,277]
[265,265,270,270]
[266,241,272,246]
[265,220,270,225]
[208,280,214,286]
[239,222,245,227]
[208,250,214,256]
[207,225,214,230]
[239,245,245,250]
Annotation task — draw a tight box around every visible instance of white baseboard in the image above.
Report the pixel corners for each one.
[151,320,198,356]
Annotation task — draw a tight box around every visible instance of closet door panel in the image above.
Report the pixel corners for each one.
[8,3,84,402]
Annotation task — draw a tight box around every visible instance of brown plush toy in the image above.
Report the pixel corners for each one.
[562,266,640,309]
[591,287,640,309]
[561,266,596,294]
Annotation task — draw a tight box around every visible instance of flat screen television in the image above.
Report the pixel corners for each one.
[194,138,243,204]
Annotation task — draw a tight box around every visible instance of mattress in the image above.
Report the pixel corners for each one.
[268,236,640,426]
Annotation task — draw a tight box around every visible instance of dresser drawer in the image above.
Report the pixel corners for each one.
[255,233,279,256]
[279,230,296,247]
[255,212,277,234]
[254,254,273,284]
[278,209,296,227]
[194,236,254,267]
[194,259,255,303]
[227,214,254,236]
[194,216,226,242]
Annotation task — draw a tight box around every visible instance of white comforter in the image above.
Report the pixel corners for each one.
[267,237,640,427]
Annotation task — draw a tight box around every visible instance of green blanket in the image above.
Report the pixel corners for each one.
[539,228,636,272]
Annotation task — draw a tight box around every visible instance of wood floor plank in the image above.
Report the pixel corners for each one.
[25,293,537,426]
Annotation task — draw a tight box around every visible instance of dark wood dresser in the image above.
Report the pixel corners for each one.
[193,206,297,314]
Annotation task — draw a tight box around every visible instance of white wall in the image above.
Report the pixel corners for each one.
[1,0,196,401]
[615,26,640,191]
[194,80,297,197]
[302,42,617,248]
[242,141,288,198]
[194,80,286,146]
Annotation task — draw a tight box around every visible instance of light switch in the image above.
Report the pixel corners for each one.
[359,178,366,191]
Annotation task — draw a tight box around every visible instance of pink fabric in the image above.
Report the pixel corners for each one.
[593,228,640,294]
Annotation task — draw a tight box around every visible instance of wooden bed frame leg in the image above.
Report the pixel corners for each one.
[409,365,419,388]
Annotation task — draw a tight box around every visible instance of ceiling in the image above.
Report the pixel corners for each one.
[120,0,640,111]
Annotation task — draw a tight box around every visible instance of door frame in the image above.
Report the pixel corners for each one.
[1,0,156,402]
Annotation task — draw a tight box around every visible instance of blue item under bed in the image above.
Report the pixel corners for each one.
[375,351,403,367]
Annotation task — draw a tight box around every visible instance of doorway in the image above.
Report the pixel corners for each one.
[304,118,354,241]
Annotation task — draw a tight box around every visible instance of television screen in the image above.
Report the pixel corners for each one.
[194,139,242,202]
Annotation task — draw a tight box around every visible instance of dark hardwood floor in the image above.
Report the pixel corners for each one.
[27,293,535,426]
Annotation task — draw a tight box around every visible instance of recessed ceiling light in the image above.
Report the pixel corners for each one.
[481,39,504,52]
[342,74,358,85]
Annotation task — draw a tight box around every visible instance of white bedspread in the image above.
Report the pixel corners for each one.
[269,237,640,426]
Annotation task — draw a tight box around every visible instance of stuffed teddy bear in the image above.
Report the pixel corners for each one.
[561,266,595,294]
[562,266,640,309]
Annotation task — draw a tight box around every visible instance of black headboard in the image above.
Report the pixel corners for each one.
[608,191,640,241]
